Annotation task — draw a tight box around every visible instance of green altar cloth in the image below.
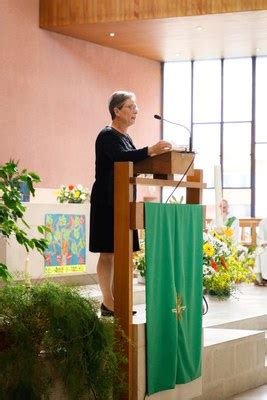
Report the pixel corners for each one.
[145,203,203,396]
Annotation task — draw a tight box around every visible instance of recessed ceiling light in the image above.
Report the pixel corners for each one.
[109,32,115,37]
[196,26,203,31]
[256,48,261,52]
[175,53,180,57]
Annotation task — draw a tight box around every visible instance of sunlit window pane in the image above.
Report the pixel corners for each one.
[255,144,267,216]
[203,189,219,220]
[193,60,221,122]
[223,123,251,187]
[224,58,252,121]
[203,189,251,219]
[256,57,267,142]
[163,61,191,128]
[223,189,251,217]
[163,62,191,148]
[193,124,220,188]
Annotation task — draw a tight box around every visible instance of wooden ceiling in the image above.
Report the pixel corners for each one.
[39,1,267,61]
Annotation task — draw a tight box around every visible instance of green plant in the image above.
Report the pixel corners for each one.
[0,160,48,280]
[0,281,126,400]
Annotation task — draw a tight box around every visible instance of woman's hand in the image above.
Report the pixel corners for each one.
[148,140,172,157]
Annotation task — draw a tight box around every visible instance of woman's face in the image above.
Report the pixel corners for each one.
[115,98,138,127]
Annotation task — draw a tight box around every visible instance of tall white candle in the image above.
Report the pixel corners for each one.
[214,165,223,227]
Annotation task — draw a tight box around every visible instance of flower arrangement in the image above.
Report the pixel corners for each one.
[133,238,146,277]
[133,225,256,299]
[57,184,90,204]
[203,225,256,298]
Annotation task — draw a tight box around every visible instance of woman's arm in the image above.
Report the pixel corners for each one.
[102,134,171,162]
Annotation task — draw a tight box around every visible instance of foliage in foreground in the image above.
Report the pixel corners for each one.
[0,282,126,400]
[0,160,48,280]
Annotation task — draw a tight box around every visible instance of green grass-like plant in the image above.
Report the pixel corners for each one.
[0,282,126,399]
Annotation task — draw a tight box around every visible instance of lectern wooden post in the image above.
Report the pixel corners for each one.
[114,162,134,399]
[114,151,206,400]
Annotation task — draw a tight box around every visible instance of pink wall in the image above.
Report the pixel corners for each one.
[0,0,161,190]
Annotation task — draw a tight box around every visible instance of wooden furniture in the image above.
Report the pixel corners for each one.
[206,218,262,246]
[134,150,194,178]
[114,151,206,399]
[239,218,261,246]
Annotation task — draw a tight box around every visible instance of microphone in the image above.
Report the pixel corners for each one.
[154,114,193,152]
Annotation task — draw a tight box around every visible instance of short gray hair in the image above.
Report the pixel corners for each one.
[108,91,136,120]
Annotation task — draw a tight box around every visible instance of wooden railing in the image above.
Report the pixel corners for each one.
[206,218,262,246]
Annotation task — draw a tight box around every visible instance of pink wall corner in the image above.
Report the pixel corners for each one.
[0,0,162,194]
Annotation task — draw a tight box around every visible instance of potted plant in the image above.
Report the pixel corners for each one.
[0,281,126,399]
[0,160,48,280]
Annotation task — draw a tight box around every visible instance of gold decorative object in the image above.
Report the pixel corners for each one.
[172,294,186,320]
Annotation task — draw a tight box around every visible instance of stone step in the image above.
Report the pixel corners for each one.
[199,328,266,400]
[210,314,267,332]
[133,324,266,400]
[78,278,146,305]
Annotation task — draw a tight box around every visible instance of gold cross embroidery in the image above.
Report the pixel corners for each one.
[172,294,186,320]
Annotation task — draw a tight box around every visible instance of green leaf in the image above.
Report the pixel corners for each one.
[226,216,236,227]
[0,263,12,280]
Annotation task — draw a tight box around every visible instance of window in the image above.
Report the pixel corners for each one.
[193,124,220,188]
[223,123,251,187]
[193,60,221,122]
[163,62,191,148]
[255,143,267,216]
[163,56,267,218]
[256,58,267,142]
[224,58,252,121]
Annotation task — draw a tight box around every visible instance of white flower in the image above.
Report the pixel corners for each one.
[57,184,90,203]
[203,264,215,276]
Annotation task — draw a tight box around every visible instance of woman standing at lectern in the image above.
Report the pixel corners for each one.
[89,91,172,316]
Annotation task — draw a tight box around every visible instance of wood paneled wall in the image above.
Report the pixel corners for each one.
[40,0,267,27]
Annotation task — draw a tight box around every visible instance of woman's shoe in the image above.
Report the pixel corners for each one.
[100,303,114,317]
[100,303,137,317]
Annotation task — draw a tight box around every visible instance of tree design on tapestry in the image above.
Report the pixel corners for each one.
[44,214,86,273]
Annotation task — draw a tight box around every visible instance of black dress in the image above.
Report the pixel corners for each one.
[89,126,149,253]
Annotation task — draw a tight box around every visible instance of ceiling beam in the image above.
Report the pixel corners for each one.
[40,0,267,27]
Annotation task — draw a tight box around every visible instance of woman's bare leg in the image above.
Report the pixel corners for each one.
[97,252,114,310]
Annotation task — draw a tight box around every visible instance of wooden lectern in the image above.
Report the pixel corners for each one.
[114,151,206,400]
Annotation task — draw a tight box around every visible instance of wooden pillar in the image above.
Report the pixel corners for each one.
[186,169,203,204]
[114,161,134,400]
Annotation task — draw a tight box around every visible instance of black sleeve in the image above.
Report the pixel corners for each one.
[102,134,149,162]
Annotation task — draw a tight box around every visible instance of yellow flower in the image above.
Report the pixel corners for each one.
[74,190,81,198]
[213,231,226,243]
[203,242,215,257]
[223,227,234,237]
